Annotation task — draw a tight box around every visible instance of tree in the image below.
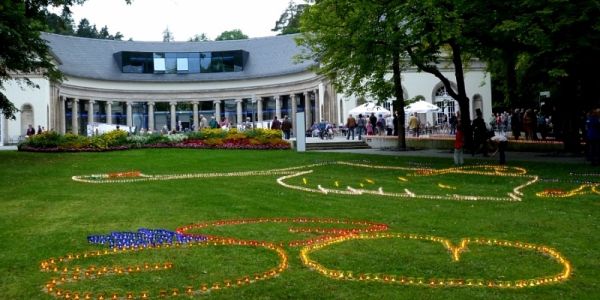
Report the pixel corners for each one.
[1,0,130,119]
[215,29,248,41]
[44,10,75,35]
[272,1,309,35]
[162,27,174,42]
[75,18,98,38]
[297,0,410,149]
[188,33,209,42]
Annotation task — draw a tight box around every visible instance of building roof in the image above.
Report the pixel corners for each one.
[42,33,314,82]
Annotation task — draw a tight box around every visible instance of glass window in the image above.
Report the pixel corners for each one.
[119,51,247,74]
[153,53,166,72]
[165,53,177,73]
[177,58,189,72]
[200,52,212,72]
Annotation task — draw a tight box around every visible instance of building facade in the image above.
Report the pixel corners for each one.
[1,33,491,144]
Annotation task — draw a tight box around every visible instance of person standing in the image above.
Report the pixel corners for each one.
[356,114,365,140]
[471,108,489,156]
[281,116,292,139]
[26,125,35,136]
[369,113,377,134]
[408,113,420,137]
[511,108,521,140]
[346,114,357,140]
[454,119,464,165]
[209,116,219,128]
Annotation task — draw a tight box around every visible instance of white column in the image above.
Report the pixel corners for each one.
[304,91,312,126]
[106,101,113,125]
[235,98,243,126]
[88,100,95,126]
[214,100,221,121]
[72,98,79,134]
[314,89,320,122]
[126,102,133,127]
[257,97,263,123]
[192,101,199,131]
[147,101,155,132]
[59,96,66,134]
[170,101,177,130]
[291,94,297,136]
[275,95,282,119]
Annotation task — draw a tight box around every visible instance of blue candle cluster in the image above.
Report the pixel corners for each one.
[87,228,207,249]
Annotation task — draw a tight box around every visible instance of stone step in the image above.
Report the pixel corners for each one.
[306,141,371,151]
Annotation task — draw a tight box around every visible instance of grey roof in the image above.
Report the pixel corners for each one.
[42,33,314,82]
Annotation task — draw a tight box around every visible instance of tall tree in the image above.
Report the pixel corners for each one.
[188,33,209,42]
[75,18,98,38]
[215,29,248,41]
[271,1,309,35]
[298,0,409,149]
[162,27,174,42]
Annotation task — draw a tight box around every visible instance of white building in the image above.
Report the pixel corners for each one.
[1,33,491,144]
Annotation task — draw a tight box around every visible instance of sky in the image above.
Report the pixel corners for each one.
[66,0,293,41]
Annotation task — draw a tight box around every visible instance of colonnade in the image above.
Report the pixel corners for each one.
[58,89,322,135]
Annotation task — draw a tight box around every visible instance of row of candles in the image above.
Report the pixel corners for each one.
[41,239,288,299]
[300,232,572,289]
[176,217,389,247]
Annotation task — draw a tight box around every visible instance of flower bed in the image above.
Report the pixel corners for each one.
[18,129,290,152]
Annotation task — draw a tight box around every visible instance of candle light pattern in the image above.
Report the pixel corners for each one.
[40,239,288,299]
[40,217,573,298]
[276,162,539,202]
[536,184,600,198]
[72,161,599,202]
[87,228,207,249]
[300,232,572,289]
[176,217,389,247]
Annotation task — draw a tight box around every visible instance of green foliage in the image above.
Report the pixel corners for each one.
[188,33,209,42]
[271,1,309,35]
[215,29,248,41]
[19,131,63,148]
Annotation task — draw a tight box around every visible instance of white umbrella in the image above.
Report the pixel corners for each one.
[348,102,392,117]
[405,100,441,113]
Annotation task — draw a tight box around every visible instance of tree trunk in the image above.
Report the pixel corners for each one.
[392,45,406,150]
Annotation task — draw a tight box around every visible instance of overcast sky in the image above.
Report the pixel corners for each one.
[67,0,293,41]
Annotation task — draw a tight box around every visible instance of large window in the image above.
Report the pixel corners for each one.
[118,50,248,74]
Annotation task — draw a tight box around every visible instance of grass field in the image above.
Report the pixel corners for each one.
[0,149,598,299]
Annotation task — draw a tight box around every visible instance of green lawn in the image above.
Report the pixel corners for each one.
[0,149,598,299]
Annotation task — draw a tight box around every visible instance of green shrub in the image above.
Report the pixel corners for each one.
[20,131,63,148]
[62,133,91,149]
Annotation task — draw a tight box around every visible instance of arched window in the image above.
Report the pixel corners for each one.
[433,86,456,126]
[20,104,34,135]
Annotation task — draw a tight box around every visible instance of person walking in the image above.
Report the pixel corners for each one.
[270,116,281,130]
[281,116,292,139]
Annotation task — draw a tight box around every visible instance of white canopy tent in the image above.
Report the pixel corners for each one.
[348,102,392,117]
[404,100,441,114]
